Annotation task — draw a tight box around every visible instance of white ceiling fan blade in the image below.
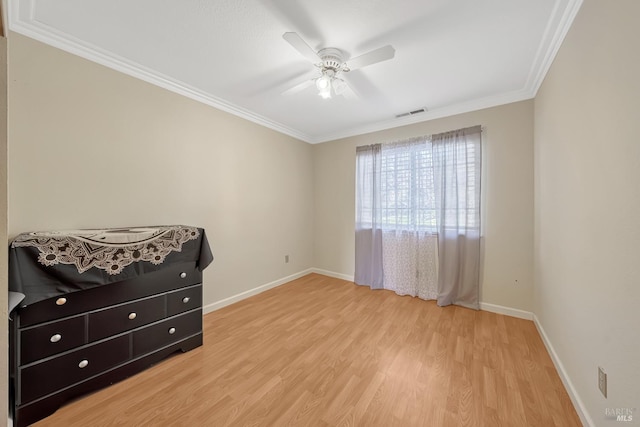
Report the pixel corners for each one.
[347,45,395,71]
[283,32,321,64]
[281,78,316,96]
[338,77,360,100]
[341,83,359,100]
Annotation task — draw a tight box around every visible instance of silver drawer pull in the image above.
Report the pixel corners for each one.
[78,360,89,368]
[128,312,137,320]
[179,272,187,279]
[182,297,190,304]
[56,297,67,306]
[50,334,62,343]
[168,327,176,335]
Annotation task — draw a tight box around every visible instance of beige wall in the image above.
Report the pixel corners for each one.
[534,0,640,424]
[8,33,315,307]
[314,100,534,311]
[0,34,8,425]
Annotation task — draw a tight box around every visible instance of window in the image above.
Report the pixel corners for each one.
[354,126,482,308]
[356,134,480,233]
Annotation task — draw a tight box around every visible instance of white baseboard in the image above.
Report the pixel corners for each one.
[310,268,354,282]
[204,267,534,322]
[292,269,536,321]
[311,270,535,322]
[202,268,314,314]
[479,302,533,320]
[533,314,593,427]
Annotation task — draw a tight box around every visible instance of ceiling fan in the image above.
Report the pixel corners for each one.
[282,32,395,99]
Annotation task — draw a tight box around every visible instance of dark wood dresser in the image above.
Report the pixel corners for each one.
[8,226,213,427]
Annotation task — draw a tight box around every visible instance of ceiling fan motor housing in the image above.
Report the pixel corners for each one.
[318,48,345,71]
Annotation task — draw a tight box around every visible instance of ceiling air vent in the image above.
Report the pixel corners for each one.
[395,108,427,119]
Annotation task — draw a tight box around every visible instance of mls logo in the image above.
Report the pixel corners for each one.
[605,408,635,422]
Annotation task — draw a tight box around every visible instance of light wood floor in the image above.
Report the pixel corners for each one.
[35,274,582,426]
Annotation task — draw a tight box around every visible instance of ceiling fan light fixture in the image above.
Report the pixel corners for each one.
[318,84,332,99]
[282,32,396,101]
[316,74,331,91]
[316,73,333,99]
[333,78,347,95]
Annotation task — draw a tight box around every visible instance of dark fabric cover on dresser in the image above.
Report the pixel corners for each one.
[9,225,213,306]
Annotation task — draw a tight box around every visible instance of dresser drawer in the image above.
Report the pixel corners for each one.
[20,335,130,404]
[167,285,202,316]
[18,294,87,329]
[20,316,86,365]
[132,310,201,357]
[18,262,201,327]
[89,295,165,342]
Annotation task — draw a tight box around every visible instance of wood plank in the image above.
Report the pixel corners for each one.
[33,273,582,426]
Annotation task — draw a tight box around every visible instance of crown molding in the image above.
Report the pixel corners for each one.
[9,0,583,145]
[526,0,584,95]
[308,88,535,143]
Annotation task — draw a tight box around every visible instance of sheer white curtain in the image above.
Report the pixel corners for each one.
[432,127,482,308]
[354,126,482,308]
[379,139,439,299]
[355,144,383,289]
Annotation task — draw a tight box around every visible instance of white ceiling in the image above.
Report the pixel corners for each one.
[9,0,582,143]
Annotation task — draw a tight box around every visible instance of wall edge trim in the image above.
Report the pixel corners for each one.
[533,314,595,427]
[203,268,314,314]
[479,302,533,320]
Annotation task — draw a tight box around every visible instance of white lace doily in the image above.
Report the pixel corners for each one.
[12,226,200,275]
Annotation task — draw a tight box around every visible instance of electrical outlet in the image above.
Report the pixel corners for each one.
[598,366,607,398]
[285,255,289,263]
